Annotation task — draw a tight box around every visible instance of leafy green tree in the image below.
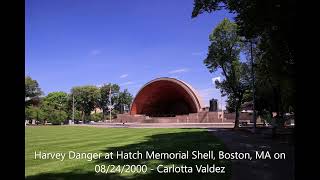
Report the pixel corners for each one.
[115,89,133,114]
[192,0,296,120]
[43,92,68,111]
[257,37,295,116]
[65,105,82,121]
[25,76,42,98]
[70,86,100,122]
[47,109,68,125]
[98,83,120,119]
[25,105,46,124]
[204,18,251,129]
[191,0,295,63]
[25,107,32,121]
[72,110,82,121]
[25,76,43,106]
[25,106,36,121]
[90,112,103,122]
[226,90,251,113]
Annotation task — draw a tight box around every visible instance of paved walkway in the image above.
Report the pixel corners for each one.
[208,128,294,180]
[71,122,235,128]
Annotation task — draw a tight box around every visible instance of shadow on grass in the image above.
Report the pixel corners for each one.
[26,130,231,180]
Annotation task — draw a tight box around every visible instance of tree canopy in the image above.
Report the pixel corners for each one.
[43,92,68,111]
[25,76,43,106]
[70,86,101,122]
[192,0,296,121]
[115,89,133,113]
[98,83,120,118]
[204,18,250,128]
[25,76,42,98]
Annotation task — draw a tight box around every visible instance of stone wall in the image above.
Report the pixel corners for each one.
[116,114,146,123]
[115,111,225,123]
[224,112,253,122]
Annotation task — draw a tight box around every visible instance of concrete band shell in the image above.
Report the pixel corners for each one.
[130,77,204,115]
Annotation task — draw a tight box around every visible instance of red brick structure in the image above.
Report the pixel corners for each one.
[114,77,226,123]
[116,112,224,123]
[130,77,204,116]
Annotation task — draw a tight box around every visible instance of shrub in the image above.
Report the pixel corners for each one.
[47,110,68,125]
[90,112,103,122]
[25,106,46,124]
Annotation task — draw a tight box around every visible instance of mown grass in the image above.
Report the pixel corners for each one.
[26,126,231,180]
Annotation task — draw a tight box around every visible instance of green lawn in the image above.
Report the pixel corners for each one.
[26,126,231,180]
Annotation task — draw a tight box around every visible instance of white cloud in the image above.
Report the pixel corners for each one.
[212,76,221,84]
[90,49,101,55]
[120,81,134,86]
[168,68,189,74]
[120,74,128,78]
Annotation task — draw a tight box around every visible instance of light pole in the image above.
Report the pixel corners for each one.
[107,87,121,122]
[58,102,62,125]
[107,87,115,122]
[72,94,75,122]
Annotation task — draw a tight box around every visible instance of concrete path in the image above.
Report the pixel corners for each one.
[208,128,294,180]
[71,122,235,128]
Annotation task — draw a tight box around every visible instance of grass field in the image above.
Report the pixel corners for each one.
[26,126,231,180]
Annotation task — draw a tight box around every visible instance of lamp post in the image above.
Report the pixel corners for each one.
[58,102,62,125]
[108,87,112,122]
[107,87,118,122]
[72,94,75,123]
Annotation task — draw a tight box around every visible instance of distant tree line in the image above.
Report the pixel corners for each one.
[25,76,133,125]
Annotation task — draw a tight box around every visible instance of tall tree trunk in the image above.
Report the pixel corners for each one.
[234,107,240,129]
[233,92,243,130]
[81,111,84,123]
[271,85,281,138]
[234,100,241,130]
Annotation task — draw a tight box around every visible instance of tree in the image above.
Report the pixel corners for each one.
[98,84,120,120]
[90,112,103,122]
[226,90,251,113]
[115,89,133,114]
[191,0,295,62]
[256,36,295,117]
[25,106,32,121]
[204,18,251,129]
[43,92,68,112]
[70,86,100,123]
[47,109,68,125]
[25,105,46,124]
[25,76,42,98]
[192,0,296,121]
[25,76,43,106]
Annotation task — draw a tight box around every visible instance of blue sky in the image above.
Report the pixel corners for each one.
[25,0,236,108]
